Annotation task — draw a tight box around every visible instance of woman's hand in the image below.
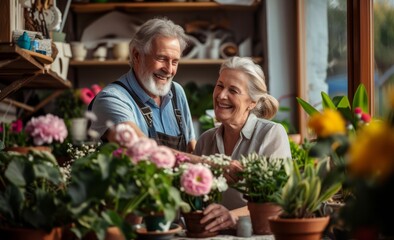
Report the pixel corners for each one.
[201,203,237,232]
[223,160,243,184]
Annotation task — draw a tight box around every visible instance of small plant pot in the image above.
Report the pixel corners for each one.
[268,216,330,240]
[182,211,218,238]
[144,213,171,232]
[247,202,282,235]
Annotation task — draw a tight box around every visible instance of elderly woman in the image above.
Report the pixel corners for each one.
[194,56,291,232]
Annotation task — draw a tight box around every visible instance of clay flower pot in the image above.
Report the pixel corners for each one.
[268,216,330,240]
[247,202,282,235]
[182,211,218,238]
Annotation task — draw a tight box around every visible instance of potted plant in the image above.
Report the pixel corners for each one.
[268,108,347,240]
[0,114,68,154]
[0,149,72,240]
[55,84,102,142]
[67,123,189,240]
[232,153,291,235]
[173,153,230,238]
[268,158,342,240]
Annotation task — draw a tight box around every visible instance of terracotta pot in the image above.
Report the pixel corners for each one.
[247,202,282,235]
[182,211,218,238]
[268,216,330,240]
[5,146,52,154]
[0,227,62,240]
[105,227,125,240]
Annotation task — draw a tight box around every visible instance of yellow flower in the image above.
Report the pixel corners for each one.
[349,120,394,181]
[308,109,346,137]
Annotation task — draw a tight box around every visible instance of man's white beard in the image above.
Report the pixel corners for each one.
[141,73,172,97]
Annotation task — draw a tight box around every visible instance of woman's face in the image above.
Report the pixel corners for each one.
[213,69,256,126]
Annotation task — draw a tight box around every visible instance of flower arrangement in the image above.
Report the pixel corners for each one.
[55,84,102,120]
[0,114,68,149]
[174,153,230,211]
[339,87,394,238]
[232,153,290,203]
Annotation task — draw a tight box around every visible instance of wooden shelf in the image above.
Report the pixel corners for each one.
[71,1,260,13]
[69,57,263,67]
[0,43,72,114]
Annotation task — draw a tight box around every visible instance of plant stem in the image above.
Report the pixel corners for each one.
[120,190,149,218]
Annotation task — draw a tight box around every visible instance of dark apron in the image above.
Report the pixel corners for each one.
[90,81,187,151]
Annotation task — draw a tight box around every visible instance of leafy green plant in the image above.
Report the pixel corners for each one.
[68,142,188,239]
[296,83,368,133]
[67,143,142,239]
[233,153,290,203]
[0,150,71,230]
[277,159,343,218]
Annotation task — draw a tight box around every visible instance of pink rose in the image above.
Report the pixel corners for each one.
[127,138,157,163]
[91,84,102,95]
[80,88,95,105]
[149,146,176,168]
[181,164,213,196]
[25,114,68,146]
[114,123,139,148]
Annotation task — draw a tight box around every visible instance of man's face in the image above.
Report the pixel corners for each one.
[134,36,181,97]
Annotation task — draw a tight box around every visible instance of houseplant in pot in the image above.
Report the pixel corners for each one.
[268,108,346,240]
[0,114,68,154]
[67,124,189,239]
[232,153,291,235]
[0,149,72,240]
[55,84,102,143]
[174,153,230,238]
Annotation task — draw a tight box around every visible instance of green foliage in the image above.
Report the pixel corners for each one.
[0,150,71,230]
[296,83,368,131]
[67,143,139,240]
[374,1,394,70]
[289,140,313,169]
[55,89,85,120]
[184,82,214,117]
[277,159,343,218]
[68,143,188,239]
[233,153,290,203]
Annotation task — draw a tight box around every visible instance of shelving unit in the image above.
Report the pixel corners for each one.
[68,1,264,88]
[69,57,263,67]
[0,43,72,114]
[71,1,260,13]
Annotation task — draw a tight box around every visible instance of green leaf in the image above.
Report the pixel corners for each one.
[321,92,336,109]
[296,97,319,116]
[34,163,63,185]
[5,158,31,187]
[352,84,369,112]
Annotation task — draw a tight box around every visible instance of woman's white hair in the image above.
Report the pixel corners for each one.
[219,56,279,119]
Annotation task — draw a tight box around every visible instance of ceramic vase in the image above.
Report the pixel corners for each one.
[182,211,218,238]
[247,202,282,235]
[70,118,88,142]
